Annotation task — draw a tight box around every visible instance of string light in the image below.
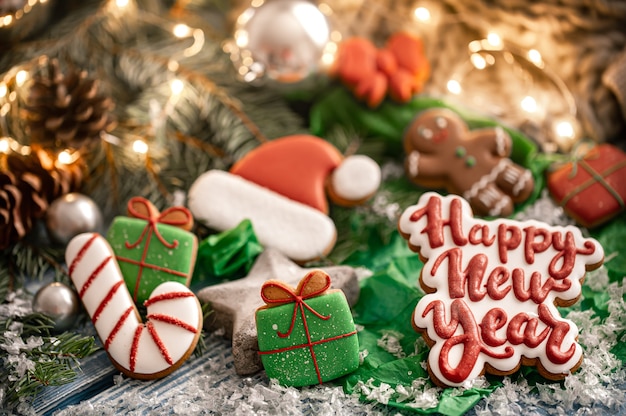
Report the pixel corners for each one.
[170,79,184,96]
[470,53,487,70]
[446,79,462,95]
[527,49,543,67]
[437,22,581,151]
[318,2,333,15]
[0,0,50,28]
[56,149,80,165]
[115,0,129,8]
[520,95,538,113]
[132,139,148,154]
[486,32,502,49]
[0,137,10,153]
[555,119,575,139]
[172,23,191,38]
[15,70,28,87]
[414,7,431,23]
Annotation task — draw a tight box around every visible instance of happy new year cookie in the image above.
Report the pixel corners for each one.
[398,192,604,387]
[403,108,534,217]
[66,233,203,380]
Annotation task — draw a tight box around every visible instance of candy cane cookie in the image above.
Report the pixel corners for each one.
[66,233,203,380]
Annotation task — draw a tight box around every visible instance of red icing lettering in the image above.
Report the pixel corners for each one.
[424,299,513,384]
[469,224,495,246]
[409,195,467,248]
[539,303,577,364]
[506,312,550,348]
[549,232,596,279]
[497,224,521,264]
[523,226,552,264]
[431,248,488,301]
[512,269,571,304]
[486,267,511,300]
[480,308,507,347]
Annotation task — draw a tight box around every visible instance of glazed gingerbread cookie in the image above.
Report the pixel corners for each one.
[403,108,534,217]
[398,192,604,387]
[66,233,203,380]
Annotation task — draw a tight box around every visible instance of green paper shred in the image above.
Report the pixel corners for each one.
[192,219,263,286]
[310,88,538,165]
[590,214,626,282]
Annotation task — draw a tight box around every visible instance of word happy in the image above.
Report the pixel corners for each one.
[398,192,604,387]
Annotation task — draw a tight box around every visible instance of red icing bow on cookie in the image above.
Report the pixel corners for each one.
[260,270,332,338]
[125,197,194,249]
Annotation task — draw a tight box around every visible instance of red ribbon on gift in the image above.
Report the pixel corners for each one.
[119,197,194,302]
[259,270,356,384]
[125,197,193,249]
[557,145,626,209]
[261,270,332,337]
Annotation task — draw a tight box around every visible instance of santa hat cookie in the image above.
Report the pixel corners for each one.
[230,135,382,212]
[188,135,381,263]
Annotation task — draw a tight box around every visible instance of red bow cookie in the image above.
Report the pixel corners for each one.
[332,32,430,108]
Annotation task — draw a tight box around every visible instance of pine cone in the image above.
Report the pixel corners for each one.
[0,151,83,249]
[23,57,116,150]
[0,171,27,250]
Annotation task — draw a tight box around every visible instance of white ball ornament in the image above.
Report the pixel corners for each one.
[45,193,103,245]
[32,282,80,333]
[227,0,335,84]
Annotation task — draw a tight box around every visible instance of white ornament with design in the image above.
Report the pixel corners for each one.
[65,233,203,379]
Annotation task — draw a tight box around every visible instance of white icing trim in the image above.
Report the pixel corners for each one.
[463,158,509,200]
[489,196,510,217]
[398,193,604,387]
[330,155,381,201]
[66,233,201,378]
[188,170,337,262]
[495,127,508,156]
[512,169,533,196]
[408,151,420,177]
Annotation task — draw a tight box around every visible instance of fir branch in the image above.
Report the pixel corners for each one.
[0,310,97,411]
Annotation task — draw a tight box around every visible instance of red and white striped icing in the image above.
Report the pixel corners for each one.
[66,233,202,379]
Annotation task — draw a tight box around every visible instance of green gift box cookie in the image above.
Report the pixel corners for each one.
[255,270,360,387]
[107,197,198,304]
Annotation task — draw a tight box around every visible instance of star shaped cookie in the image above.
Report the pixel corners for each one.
[196,248,360,375]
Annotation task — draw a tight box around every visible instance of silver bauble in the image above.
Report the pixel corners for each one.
[45,193,103,245]
[32,282,80,333]
[228,0,335,84]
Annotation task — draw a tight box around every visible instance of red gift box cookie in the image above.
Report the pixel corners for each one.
[547,144,626,228]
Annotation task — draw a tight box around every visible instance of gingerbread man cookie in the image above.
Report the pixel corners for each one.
[403,108,534,217]
[398,192,604,387]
